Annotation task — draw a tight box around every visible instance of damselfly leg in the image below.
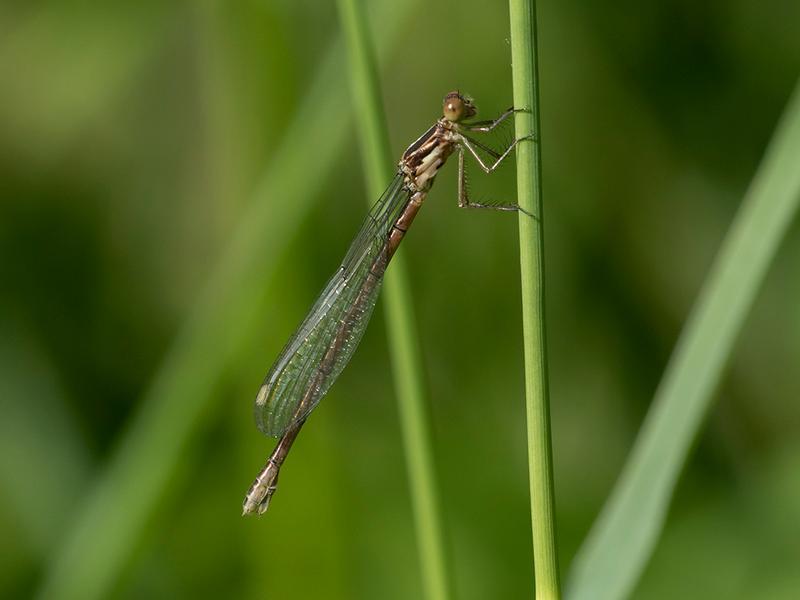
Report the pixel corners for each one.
[465,106,521,132]
[456,129,536,215]
[460,132,535,174]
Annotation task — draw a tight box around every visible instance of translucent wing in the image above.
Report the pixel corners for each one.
[255,174,411,437]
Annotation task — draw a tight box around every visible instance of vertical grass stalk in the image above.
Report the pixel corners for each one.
[337,1,451,599]
[35,2,426,599]
[508,1,561,598]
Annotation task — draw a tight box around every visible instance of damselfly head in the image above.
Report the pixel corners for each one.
[443,91,477,122]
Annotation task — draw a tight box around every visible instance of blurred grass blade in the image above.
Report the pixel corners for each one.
[0,322,91,557]
[336,1,451,599]
[509,1,561,598]
[567,78,800,600]
[0,3,170,165]
[35,2,423,599]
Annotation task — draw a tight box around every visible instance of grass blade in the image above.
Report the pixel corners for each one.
[509,1,561,598]
[0,323,91,556]
[567,77,800,600]
[336,1,451,599]
[35,3,423,599]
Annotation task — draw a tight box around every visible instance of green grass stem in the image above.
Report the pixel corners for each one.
[508,1,561,598]
[567,77,800,600]
[0,325,91,556]
[337,1,451,599]
[35,2,424,598]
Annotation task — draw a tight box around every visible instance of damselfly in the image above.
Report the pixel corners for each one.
[242,91,534,515]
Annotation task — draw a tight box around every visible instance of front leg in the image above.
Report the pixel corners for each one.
[465,107,522,132]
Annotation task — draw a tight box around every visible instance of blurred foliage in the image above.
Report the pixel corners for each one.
[1,1,798,599]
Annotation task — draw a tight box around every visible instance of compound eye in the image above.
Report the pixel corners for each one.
[443,95,465,122]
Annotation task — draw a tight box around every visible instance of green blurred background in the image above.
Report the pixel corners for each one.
[1,1,799,598]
